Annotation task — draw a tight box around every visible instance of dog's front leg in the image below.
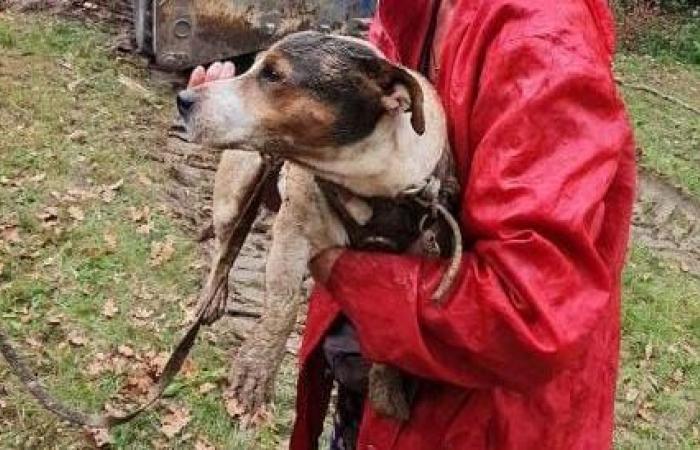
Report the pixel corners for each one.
[226,172,311,425]
[199,149,264,323]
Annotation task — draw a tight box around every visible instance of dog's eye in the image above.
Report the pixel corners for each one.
[260,65,283,83]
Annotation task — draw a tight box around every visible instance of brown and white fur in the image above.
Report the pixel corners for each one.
[176,32,449,422]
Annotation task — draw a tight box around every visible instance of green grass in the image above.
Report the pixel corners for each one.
[616,247,700,449]
[615,54,700,197]
[0,11,699,450]
[0,13,291,449]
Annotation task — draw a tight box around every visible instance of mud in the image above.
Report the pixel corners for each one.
[634,170,700,277]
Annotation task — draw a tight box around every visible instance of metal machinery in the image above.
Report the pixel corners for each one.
[132,0,377,71]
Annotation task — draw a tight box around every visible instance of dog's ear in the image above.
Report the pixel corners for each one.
[381,66,426,136]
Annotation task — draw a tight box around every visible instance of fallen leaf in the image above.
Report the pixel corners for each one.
[102,299,119,318]
[132,308,154,319]
[624,387,639,403]
[138,173,153,186]
[86,427,113,448]
[198,383,216,395]
[160,404,191,438]
[672,368,684,383]
[100,190,117,204]
[0,226,21,244]
[47,315,63,326]
[637,406,654,422]
[104,231,118,251]
[224,395,245,419]
[125,372,153,395]
[29,173,46,183]
[67,331,87,347]
[136,223,152,235]
[118,345,135,358]
[68,206,85,222]
[195,440,216,450]
[25,337,42,348]
[129,206,150,223]
[150,237,176,267]
[68,129,88,143]
[107,178,124,191]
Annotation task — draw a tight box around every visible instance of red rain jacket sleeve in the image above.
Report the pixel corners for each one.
[325,33,628,392]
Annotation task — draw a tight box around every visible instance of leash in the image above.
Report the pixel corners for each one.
[0,157,283,431]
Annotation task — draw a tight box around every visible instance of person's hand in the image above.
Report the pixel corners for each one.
[309,248,344,285]
[187,61,236,88]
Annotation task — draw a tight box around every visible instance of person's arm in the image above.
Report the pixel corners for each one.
[321,34,633,392]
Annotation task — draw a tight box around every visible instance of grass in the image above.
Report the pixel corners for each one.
[616,247,700,449]
[615,54,700,197]
[0,12,293,449]
[0,10,698,450]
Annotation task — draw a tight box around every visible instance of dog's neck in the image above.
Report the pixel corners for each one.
[293,80,448,199]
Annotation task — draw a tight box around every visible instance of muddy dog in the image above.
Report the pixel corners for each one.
[175,31,459,422]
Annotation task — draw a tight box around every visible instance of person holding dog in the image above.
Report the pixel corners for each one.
[190,0,636,448]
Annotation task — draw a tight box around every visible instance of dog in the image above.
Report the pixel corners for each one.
[175,31,458,422]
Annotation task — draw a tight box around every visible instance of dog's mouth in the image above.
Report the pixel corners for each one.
[168,117,192,143]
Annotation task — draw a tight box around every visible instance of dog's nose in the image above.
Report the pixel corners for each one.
[176,90,197,118]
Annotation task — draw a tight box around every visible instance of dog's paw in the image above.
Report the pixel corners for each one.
[223,390,273,429]
[368,364,411,422]
[225,338,283,426]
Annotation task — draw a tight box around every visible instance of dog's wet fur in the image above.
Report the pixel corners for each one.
[179,32,424,158]
[182,31,449,422]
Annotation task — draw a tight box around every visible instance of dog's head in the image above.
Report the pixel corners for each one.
[175,32,425,159]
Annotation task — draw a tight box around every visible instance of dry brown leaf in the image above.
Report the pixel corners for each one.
[107,178,124,191]
[29,173,46,183]
[86,427,113,448]
[132,307,154,320]
[68,206,85,222]
[118,345,135,358]
[68,129,88,143]
[195,440,216,450]
[138,173,153,186]
[47,315,62,326]
[624,387,639,403]
[150,237,176,267]
[67,331,87,347]
[102,299,119,319]
[672,368,684,383]
[104,231,118,251]
[129,206,150,223]
[136,223,152,235]
[198,383,217,395]
[160,404,191,439]
[125,372,153,395]
[100,190,117,204]
[224,395,245,419]
[25,337,42,348]
[0,226,21,244]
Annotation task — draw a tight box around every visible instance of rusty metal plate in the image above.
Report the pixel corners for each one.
[154,0,376,70]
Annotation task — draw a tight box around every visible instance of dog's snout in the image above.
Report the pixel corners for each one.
[177,90,197,118]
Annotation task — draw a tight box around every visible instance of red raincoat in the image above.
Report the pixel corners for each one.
[290,0,636,448]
